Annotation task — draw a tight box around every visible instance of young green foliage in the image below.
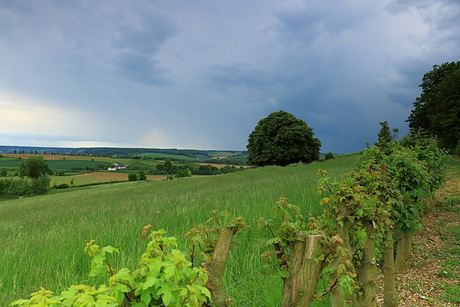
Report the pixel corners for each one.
[184,210,248,267]
[11,227,211,307]
[401,130,449,192]
[257,198,313,277]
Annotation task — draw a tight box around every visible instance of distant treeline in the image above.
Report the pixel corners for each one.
[133,163,246,176]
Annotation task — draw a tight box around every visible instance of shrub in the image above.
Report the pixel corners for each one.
[128,173,137,181]
[175,168,192,178]
[1,175,50,196]
[54,183,70,189]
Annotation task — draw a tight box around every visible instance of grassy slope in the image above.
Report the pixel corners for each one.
[0,155,358,306]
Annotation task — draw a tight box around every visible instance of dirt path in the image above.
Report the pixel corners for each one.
[376,176,460,306]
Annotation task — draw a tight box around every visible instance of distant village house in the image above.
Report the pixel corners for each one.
[107,162,126,171]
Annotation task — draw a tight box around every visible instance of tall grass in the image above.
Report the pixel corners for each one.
[0,154,358,306]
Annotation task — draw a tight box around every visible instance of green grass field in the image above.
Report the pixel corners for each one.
[140,152,198,161]
[49,175,110,187]
[0,155,359,306]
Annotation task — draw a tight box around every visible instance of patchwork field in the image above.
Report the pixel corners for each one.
[0,152,249,190]
[1,153,125,162]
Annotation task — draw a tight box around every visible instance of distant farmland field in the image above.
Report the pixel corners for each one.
[1,153,130,163]
[197,162,249,169]
[140,152,197,161]
[2,153,96,160]
[50,172,168,186]
[0,159,107,171]
[73,172,167,181]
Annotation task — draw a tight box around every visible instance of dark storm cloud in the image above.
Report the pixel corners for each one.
[113,51,169,85]
[207,64,274,92]
[1,0,459,152]
[112,11,177,85]
[273,1,370,44]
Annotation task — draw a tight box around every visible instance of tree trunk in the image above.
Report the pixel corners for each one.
[383,230,398,307]
[336,209,352,252]
[424,194,436,214]
[281,235,323,307]
[330,284,346,307]
[394,233,412,272]
[330,217,354,307]
[357,226,377,307]
[204,228,235,307]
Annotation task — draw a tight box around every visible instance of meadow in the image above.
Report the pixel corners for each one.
[0,154,359,306]
[49,172,168,187]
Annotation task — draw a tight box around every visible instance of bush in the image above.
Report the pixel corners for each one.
[54,183,70,189]
[128,173,137,181]
[139,170,147,181]
[31,175,50,195]
[0,178,12,194]
[0,175,50,196]
[175,168,192,178]
[325,152,334,160]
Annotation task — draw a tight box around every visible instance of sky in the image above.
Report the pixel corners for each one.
[1,0,459,153]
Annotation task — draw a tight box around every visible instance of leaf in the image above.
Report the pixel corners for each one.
[161,287,173,306]
[164,265,176,281]
[102,245,119,255]
[142,275,159,290]
[140,290,152,305]
[9,299,30,306]
[320,197,331,206]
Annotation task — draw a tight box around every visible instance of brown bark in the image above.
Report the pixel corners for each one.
[330,217,353,307]
[281,235,323,307]
[357,226,377,307]
[330,283,346,307]
[383,230,398,307]
[394,233,413,272]
[204,228,235,307]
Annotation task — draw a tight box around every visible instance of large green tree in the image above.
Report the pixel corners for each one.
[407,61,460,151]
[246,110,321,166]
[19,156,53,179]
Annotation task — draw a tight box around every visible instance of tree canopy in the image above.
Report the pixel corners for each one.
[19,156,53,179]
[375,121,399,154]
[246,110,321,166]
[407,61,460,151]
